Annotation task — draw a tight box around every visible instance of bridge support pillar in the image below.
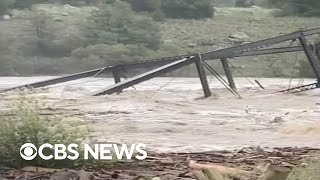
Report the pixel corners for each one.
[299,36,320,82]
[221,58,236,90]
[195,55,212,98]
[112,68,122,93]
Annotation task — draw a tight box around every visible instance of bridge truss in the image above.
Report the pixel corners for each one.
[1,28,320,97]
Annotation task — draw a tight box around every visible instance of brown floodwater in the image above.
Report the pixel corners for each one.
[0,76,319,153]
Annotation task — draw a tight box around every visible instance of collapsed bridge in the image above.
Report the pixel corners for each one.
[1,28,320,97]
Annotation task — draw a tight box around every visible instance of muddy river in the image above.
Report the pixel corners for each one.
[0,77,319,153]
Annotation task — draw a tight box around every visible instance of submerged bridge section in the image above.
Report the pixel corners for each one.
[1,28,320,97]
[93,56,212,97]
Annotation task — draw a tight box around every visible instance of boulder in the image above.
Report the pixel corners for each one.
[2,15,10,20]
[186,42,197,48]
[228,32,250,44]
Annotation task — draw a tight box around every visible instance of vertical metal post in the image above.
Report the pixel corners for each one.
[299,36,320,81]
[112,68,122,93]
[315,42,320,60]
[220,58,236,89]
[195,55,211,98]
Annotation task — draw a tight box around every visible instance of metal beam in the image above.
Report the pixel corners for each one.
[112,67,122,93]
[120,46,304,70]
[299,36,320,80]
[0,66,113,93]
[118,28,320,70]
[202,28,320,60]
[202,61,240,97]
[0,46,304,94]
[112,70,121,84]
[195,55,211,97]
[315,42,320,60]
[1,28,318,94]
[277,82,319,93]
[233,46,302,58]
[221,58,236,89]
[93,56,196,96]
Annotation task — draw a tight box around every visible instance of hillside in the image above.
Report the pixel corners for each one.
[1,4,320,77]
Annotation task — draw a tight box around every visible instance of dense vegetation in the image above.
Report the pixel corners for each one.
[0,93,88,168]
[126,0,214,19]
[268,0,320,16]
[0,0,215,75]
[86,1,161,49]
[0,0,214,18]
[0,0,319,77]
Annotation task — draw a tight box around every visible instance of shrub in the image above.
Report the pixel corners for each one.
[85,1,161,49]
[125,0,214,19]
[0,33,19,75]
[13,0,50,9]
[30,12,85,58]
[235,0,255,7]
[288,156,320,180]
[268,0,320,16]
[71,44,153,66]
[124,0,165,21]
[12,0,102,9]
[125,0,161,12]
[0,93,88,168]
[161,0,214,19]
[0,0,14,15]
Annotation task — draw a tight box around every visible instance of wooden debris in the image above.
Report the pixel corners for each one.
[189,160,250,176]
[21,166,61,173]
[0,147,318,180]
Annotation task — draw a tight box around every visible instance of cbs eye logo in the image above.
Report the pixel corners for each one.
[20,143,37,160]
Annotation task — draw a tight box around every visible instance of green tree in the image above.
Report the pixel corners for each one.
[86,1,161,49]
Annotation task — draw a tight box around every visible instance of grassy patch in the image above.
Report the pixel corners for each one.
[288,156,320,180]
[0,91,88,169]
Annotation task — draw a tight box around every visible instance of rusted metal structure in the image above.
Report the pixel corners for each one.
[1,28,320,97]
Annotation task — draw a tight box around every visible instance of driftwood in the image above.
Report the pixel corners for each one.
[1,147,318,180]
[21,166,60,173]
[259,165,291,180]
[189,160,250,176]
